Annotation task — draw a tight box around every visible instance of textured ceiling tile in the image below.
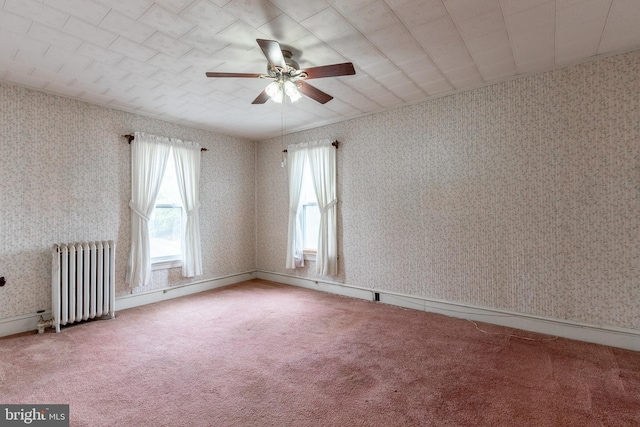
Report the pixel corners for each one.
[5,32,49,57]
[150,69,191,88]
[443,64,485,88]
[348,0,397,34]
[360,58,401,78]
[390,0,448,28]
[31,66,74,85]
[300,7,352,39]
[4,0,70,29]
[95,0,154,20]
[478,59,517,80]
[181,48,226,70]
[144,32,192,57]
[116,57,160,77]
[60,63,99,84]
[44,0,109,25]
[223,0,282,28]
[84,61,130,80]
[598,0,640,53]
[215,20,268,50]
[444,0,499,22]
[0,0,639,140]
[2,57,36,76]
[5,70,47,88]
[108,37,157,62]
[555,0,610,63]
[499,0,554,16]
[43,81,83,97]
[379,41,428,66]
[389,80,427,102]
[455,8,506,39]
[466,30,513,61]
[417,76,453,95]
[28,23,83,51]
[368,22,415,51]
[100,10,156,44]
[292,34,348,66]
[504,1,555,72]
[329,0,377,15]
[268,0,329,22]
[62,16,118,48]
[180,27,231,54]
[257,14,309,45]
[154,0,195,14]
[45,46,93,69]
[76,42,125,66]
[0,10,31,35]
[139,4,195,38]
[397,54,442,77]
[148,52,192,74]
[179,0,237,32]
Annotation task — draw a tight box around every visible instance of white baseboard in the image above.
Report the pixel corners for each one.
[256,270,640,352]
[0,271,256,338]
[116,271,256,311]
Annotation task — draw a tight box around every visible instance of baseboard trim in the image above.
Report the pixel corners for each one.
[116,271,256,311]
[256,270,640,352]
[0,271,256,338]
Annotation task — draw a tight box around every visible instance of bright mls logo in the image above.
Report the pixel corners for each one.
[0,405,69,427]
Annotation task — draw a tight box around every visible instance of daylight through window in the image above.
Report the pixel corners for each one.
[149,150,182,264]
[300,158,320,253]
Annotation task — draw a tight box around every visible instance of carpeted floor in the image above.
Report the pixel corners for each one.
[1,279,639,426]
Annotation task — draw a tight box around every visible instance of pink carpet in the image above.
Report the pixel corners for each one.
[1,279,639,426]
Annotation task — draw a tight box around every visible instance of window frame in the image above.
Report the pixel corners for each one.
[299,159,320,260]
[149,151,184,269]
[301,201,319,260]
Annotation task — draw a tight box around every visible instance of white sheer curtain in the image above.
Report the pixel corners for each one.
[285,144,308,269]
[172,140,203,278]
[126,132,171,287]
[307,140,338,275]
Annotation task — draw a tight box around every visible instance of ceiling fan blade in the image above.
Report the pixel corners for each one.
[206,72,263,78]
[302,62,356,79]
[298,81,333,104]
[257,39,287,69]
[252,89,270,104]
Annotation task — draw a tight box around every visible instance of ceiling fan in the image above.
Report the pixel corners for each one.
[205,39,356,105]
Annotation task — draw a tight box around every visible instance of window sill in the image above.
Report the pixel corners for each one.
[303,251,316,261]
[152,259,182,270]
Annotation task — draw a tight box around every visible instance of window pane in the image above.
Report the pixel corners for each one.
[151,151,183,262]
[156,153,181,204]
[303,204,320,251]
[150,206,182,259]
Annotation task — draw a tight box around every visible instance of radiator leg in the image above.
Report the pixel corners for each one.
[37,315,54,334]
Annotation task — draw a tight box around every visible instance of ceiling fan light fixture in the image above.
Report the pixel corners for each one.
[265,81,283,103]
[283,80,301,102]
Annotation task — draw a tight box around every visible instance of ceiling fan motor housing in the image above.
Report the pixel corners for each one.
[281,50,299,71]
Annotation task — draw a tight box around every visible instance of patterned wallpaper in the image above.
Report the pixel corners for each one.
[256,51,640,330]
[0,83,256,319]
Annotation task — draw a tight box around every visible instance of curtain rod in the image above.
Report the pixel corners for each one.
[121,134,209,151]
[282,141,339,153]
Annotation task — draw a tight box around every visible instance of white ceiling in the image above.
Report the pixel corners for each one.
[1,0,639,140]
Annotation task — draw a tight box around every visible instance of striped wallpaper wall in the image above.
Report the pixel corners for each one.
[256,50,640,330]
[0,86,256,319]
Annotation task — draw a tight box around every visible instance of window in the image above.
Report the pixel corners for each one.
[126,132,203,288]
[300,158,320,255]
[149,150,182,267]
[285,140,338,275]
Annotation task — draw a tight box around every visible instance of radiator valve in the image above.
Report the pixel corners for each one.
[37,314,54,334]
